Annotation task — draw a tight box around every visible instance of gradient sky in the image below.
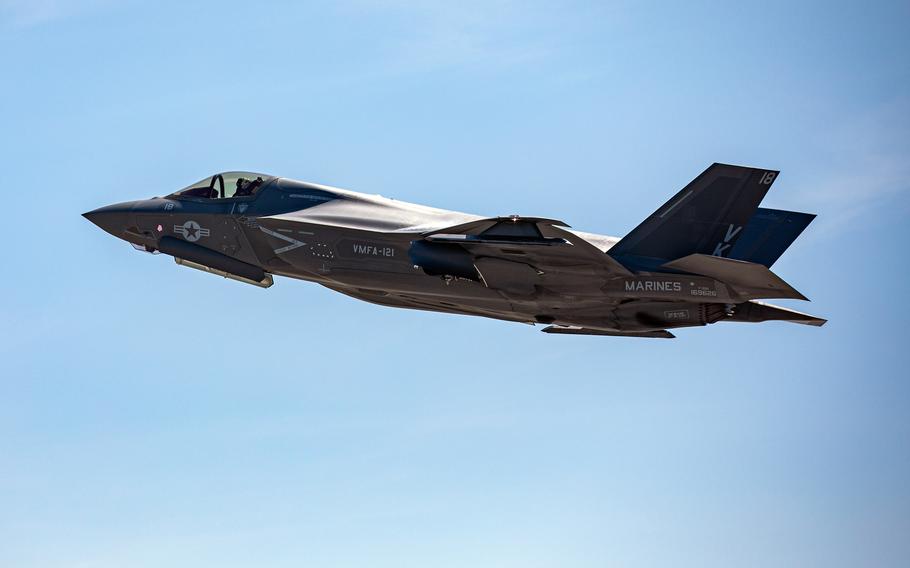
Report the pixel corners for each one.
[1,2,908,567]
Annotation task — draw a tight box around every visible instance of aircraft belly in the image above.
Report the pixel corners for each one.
[246,220,733,332]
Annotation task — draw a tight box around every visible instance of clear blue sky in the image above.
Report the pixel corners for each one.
[1,2,908,567]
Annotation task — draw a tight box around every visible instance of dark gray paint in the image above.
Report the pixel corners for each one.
[84,164,826,338]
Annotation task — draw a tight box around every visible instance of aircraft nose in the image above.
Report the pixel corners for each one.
[82,201,136,238]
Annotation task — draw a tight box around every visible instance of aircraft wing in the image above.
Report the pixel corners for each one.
[416,217,633,287]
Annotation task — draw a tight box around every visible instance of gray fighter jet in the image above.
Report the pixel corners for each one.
[84,164,825,338]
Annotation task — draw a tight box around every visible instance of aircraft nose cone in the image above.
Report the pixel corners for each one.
[82,202,136,238]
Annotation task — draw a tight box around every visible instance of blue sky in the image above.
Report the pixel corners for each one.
[1,1,908,567]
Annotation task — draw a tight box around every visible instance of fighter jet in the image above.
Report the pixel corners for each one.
[84,164,825,338]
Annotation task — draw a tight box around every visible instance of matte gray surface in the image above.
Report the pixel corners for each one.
[84,164,825,337]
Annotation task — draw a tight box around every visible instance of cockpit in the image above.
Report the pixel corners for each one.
[170,171,275,200]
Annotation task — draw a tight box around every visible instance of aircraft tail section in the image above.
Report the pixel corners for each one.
[729,207,815,267]
[608,163,779,271]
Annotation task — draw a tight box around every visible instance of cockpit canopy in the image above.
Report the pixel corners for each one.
[171,171,275,200]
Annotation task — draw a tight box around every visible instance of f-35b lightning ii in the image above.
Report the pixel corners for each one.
[84,164,825,338]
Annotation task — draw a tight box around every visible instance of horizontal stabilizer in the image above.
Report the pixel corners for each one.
[661,253,808,300]
[728,301,827,326]
[729,208,816,267]
[542,325,675,338]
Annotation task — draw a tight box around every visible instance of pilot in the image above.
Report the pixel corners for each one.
[234,176,263,197]
[235,178,251,197]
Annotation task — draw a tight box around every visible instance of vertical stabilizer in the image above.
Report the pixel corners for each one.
[609,163,779,271]
[729,207,815,267]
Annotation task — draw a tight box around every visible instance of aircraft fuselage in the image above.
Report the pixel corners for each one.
[84,167,825,338]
